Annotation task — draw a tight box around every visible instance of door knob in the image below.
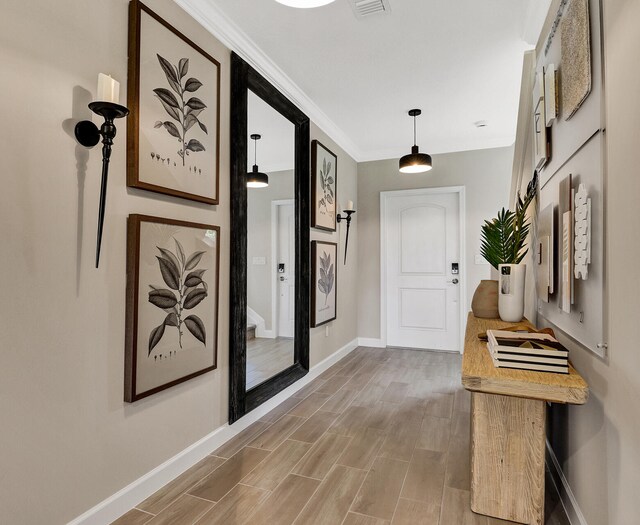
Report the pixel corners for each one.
[447,278,459,284]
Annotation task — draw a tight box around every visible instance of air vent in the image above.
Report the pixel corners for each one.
[349,0,390,19]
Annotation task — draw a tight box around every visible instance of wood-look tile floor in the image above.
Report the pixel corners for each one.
[113,347,571,525]
[246,337,295,390]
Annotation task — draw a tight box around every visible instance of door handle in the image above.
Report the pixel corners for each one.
[447,278,459,284]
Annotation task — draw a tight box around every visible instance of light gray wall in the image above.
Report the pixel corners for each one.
[0,1,359,523]
[247,170,294,330]
[310,124,359,366]
[357,148,513,341]
[509,1,640,523]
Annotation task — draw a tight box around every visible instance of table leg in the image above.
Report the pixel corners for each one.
[470,392,546,525]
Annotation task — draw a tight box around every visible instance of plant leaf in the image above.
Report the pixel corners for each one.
[185,251,206,270]
[148,323,165,355]
[164,312,179,327]
[198,120,208,134]
[156,256,180,290]
[154,121,163,128]
[184,315,206,344]
[157,247,181,275]
[178,58,189,79]
[186,97,207,110]
[162,121,181,139]
[186,107,204,118]
[184,113,198,132]
[327,177,334,185]
[156,97,182,122]
[174,238,186,267]
[153,87,180,108]
[156,54,181,92]
[149,288,178,309]
[186,139,205,152]
[184,270,205,288]
[184,288,207,309]
[184,77,203,92]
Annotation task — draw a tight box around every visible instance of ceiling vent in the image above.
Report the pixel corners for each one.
[349,0,390,19]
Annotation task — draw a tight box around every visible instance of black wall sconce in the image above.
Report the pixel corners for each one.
[336,201,356,264]
[74,74,129,268]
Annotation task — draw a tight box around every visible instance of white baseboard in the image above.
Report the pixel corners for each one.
[546,440,589,525]
[255,328,275,339]
[357,337,386,348]
[69,338,359,525]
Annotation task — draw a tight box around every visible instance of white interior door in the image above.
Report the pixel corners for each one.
[384,190,461,350]
[277,203,295,338]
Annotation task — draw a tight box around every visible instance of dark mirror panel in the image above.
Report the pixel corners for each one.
[229,53,310,423]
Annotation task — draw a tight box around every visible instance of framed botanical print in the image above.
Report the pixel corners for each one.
[125,214,220,402]
[311,140,337,231]
[311,241,337,327]
[127,0,220,204]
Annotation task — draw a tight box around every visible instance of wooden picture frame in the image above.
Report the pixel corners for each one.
[127,0,220,204]
[311,241,338,327]
[311,140,338,231]
[125,214,220,402]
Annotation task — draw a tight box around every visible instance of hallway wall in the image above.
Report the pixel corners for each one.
[357,148,513,343]
[510,1,640,523]
[0,1,358,523]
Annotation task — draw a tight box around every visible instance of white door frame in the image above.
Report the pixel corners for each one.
[271,199,295,339]
[380,186,466,353]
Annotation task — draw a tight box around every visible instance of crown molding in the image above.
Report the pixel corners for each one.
[173,0,365,162]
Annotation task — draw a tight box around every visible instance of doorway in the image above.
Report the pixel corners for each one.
[380,187,466,352]
[272,199,295,338]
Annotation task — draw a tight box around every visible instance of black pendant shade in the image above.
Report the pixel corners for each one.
[247,134,269,188]
[399,109,432,173]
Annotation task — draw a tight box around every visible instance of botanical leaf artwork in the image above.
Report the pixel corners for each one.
[318,157,334,214]
[148,238,208,355]
[153,54,208,166]
[317,251,335,305]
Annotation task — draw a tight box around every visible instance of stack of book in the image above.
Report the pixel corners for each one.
[486,330,569,374]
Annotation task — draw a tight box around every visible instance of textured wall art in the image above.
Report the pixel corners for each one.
[125,214,220,402]
[127,0,220,204]
[559,176,573,313]
[574,183,591,279]
[544,64,558,126]
[561,0,591,120]
[536,204,555,303]
[311,241,337,327]
[533,72,549,170]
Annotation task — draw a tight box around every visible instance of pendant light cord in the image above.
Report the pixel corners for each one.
[253,137,257,165]
[413,113,417,147]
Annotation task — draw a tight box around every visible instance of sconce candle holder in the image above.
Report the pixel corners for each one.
[336,208,356,264]
[75,101,129,268]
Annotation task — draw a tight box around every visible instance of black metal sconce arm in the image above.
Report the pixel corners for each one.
[336,209,356,264]
[74,101,129,268]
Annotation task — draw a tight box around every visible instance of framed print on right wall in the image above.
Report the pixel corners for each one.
[311,140,337,231]
[311,241,337,327]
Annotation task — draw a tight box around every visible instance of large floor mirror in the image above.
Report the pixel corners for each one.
[229,53,310,423]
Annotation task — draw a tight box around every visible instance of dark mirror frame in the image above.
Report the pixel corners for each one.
[229,53,310,423]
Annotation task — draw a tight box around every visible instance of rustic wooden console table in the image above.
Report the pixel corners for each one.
[461,313,588,524]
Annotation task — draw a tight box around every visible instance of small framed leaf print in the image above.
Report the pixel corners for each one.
[127,1,220,204]
[125,214,220,402]
[311,140,338,231]
[311,241,337,327]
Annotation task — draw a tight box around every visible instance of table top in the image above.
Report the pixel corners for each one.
[461,313,589,404]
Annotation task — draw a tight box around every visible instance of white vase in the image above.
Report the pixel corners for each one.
[498,264,526,322]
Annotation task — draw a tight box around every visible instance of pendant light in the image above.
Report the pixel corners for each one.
[399,109,432,173]
[275,0,336,7]
[247,134,269,188]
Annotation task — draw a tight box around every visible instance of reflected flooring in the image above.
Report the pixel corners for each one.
[246,337,295,390]
[113,347,571,525]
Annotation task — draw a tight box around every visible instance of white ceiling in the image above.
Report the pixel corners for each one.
[178,0,551,161]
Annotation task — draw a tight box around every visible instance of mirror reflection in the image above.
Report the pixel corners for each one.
[246,90,296,390]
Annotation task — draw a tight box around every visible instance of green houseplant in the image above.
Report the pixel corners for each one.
[472,180,535,319]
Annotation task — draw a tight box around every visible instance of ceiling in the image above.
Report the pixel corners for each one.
[178,0,551,161]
